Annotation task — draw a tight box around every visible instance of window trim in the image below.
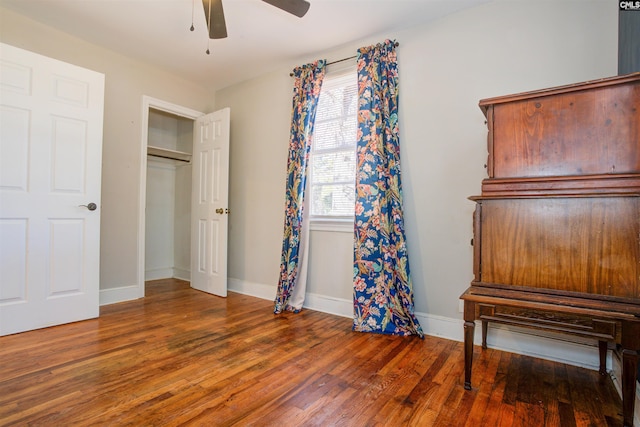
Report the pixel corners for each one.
[309,217,354,233]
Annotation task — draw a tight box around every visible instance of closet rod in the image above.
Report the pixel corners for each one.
[147,153,190,163]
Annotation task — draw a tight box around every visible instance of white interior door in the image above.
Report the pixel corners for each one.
[0,43,104,336]
[190,108,230,297]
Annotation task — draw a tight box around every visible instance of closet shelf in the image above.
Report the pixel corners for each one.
[147,145,191,163]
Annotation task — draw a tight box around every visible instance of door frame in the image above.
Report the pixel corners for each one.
[137,96,203,297]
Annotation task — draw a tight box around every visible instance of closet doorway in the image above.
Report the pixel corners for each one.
[138,97,230,299]
[144,105,194,283]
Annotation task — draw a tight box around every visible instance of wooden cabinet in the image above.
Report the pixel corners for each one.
[461,73,640,427]
[472,196,639,296]
[482,75,640,180]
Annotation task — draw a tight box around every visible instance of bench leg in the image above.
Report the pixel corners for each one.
[598,340,607,375]
[482,320,488,349]
[621,349,638,427]
[621,320,640,427]
[463,300,475,390]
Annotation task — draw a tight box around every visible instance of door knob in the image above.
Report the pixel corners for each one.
[215,208,224,214]
[79,203,97,211]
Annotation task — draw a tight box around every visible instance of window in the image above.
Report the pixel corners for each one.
[309,66,358,230]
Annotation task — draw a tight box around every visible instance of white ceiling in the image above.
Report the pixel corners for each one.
[0,0,489,91]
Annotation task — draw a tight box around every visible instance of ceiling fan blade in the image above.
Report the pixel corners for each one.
[262,0,310,18]
[202,0,227,39]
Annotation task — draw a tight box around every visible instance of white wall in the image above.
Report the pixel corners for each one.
[217,0,618,369]
[0,7,215,301]
[144,158,192,281]
[220,71,294,290]
[145,160,177,280]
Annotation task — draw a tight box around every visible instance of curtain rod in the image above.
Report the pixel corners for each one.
[326,55,357,67]
[289,41,399,77]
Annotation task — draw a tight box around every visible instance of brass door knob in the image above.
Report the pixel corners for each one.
[215,208,224,214]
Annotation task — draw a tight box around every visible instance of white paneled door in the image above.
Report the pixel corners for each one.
[0,43,105,336]
[191,108,230,297]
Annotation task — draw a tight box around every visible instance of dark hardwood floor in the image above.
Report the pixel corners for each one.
[0,279,625,426]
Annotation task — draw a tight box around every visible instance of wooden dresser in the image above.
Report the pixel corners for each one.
[460,73,640,427]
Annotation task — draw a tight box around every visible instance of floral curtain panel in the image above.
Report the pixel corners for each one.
[352,40,423,337]
[274,60,326,314]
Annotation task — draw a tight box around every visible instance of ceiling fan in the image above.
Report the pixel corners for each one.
[200,0,311,39]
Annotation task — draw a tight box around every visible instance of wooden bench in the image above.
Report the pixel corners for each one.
[461,284,640,427]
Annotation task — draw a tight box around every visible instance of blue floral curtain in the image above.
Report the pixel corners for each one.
[274,60,326,314]
[352,40,423,337]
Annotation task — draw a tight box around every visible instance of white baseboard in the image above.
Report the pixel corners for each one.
[227,278,353,318]
[99,285,141,306]
[415,311,465,341]
[304,292,352,318]
[228,277,276,301]
[173,268,190,282]
[102,270,190,307]
[144,268,174,281]
[143,267,190,283]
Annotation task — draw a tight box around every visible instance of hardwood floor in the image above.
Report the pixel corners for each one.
[0,279,625,426]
